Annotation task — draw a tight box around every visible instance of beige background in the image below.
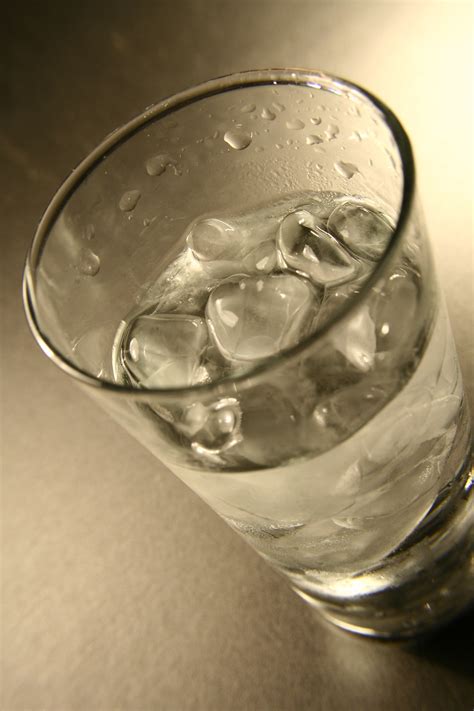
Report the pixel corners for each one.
[2,1,473,710]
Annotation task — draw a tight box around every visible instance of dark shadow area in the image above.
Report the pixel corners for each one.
[404,606,474,679]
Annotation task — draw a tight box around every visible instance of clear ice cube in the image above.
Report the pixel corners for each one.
[277,208,357,287]
[243,239,278,274]
[121,313,209,388]
[186,218,240,262]
[373,265,420,355]
[180,398,242,456]
[206,274,318,362]
[329,303,376,372]
[327,200,393,261]
[237,384,304,467]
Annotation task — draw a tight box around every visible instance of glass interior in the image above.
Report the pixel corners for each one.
[25,70,407,389]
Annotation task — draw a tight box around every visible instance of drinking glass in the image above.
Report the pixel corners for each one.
[23,70,473,638]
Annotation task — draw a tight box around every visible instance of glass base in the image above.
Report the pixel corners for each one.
[292,455,474,639]
[296,574,474,640]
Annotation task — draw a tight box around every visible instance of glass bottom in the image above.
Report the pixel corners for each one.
[291,453,474,639]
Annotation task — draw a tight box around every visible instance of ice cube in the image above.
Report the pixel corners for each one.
[327,200,393,261]
[181,398,242,455]
[373,265,420,355]
[186,218,239,261]
[277,208,357,287]
[206,274,318,362]
[311,377,395,445]
[329,303,376,372]
[121,313,209,388]
[237,384,304,467]
[243,239,278,274]
[333,456,440,561]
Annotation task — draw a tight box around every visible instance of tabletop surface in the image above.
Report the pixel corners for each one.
[2,1,473,710]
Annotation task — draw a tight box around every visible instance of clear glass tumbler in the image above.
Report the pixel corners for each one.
[23,70,473,638]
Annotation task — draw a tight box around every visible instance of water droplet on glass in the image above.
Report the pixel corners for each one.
[255,146,264,153]
[334,161,359,179]
[349,131,368,142]
[240,103,256,113]
[145,154,175,176]
[306,135,323,145]
[223,130,252,150]
[78,248,100,276]
[261,107,276,120]
[286,119,305,130]
[119,189,141,212]
[272,102,285,112]
[84,224,95,240]
[325,124,339,140]
[310,117,322,125]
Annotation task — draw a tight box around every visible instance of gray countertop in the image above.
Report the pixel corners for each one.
[2,1,473,709]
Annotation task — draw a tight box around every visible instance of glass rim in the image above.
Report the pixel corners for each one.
[23,67,415,399]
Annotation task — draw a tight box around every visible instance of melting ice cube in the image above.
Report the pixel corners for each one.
[277,208,357,287]
[206,274,318,362]
[186,218,239,261]
[327,200,393,262]
[181,398,242,456]
[121,313,209,388]
[373,265,420,355]
[330,304,376,372]
[317,289,376,372]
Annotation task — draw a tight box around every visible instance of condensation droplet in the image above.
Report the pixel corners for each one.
[310,117,322,125]
[368,158,374,167]
[349,130,368,142]
[241,103,256,113]
[272,102,285,112]
[261,107,276,120]
[275,143,284,149]
[119,190,141,212]
[306,135,323,145]
[145,154,175,176]
[224,130,252,150]
[286,119,305,130]
[334,161,359,179]
[325,124,340,140]
[255,146,264,153]
[84,224,95,240]
[78,248,100,276]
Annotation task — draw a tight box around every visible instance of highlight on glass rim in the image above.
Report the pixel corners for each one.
[24,69,473,639]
